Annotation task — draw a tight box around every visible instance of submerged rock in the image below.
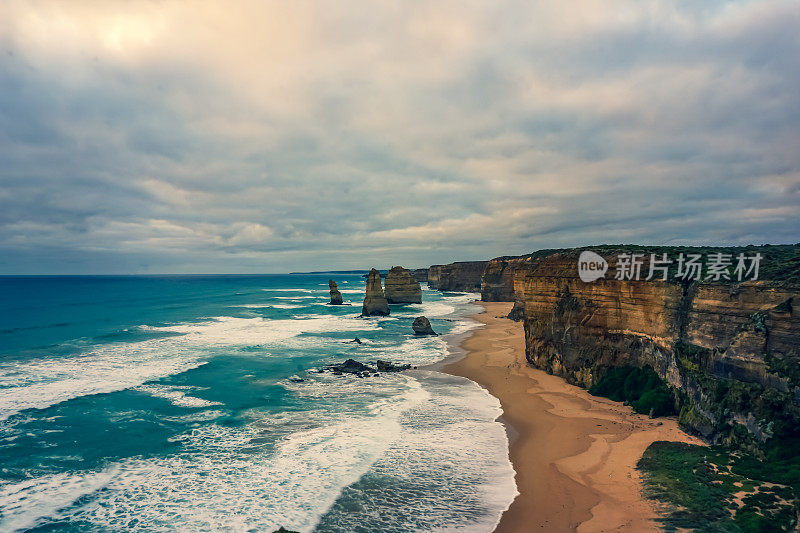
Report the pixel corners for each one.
[328,279,344,305]
[384,266,422,304]
[336,358,374,374]
[361,268,390,316]
[322,358,412,376]
[376,360,412,372]
[412,316,437,335]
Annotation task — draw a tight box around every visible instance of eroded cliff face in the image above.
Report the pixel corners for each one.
[481,256,542,302]
[384,266,422,304]
[515,251,799,445]
[427,261,487,292]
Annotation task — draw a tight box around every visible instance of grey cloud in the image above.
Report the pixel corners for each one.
[0,1,798,273]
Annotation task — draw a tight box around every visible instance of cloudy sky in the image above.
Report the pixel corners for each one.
[1,1,798,274]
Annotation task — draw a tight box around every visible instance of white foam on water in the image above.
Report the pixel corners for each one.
[0,468,118,533]
[439,293,480,304]
[403,301,457,318]
[314,372,518,532]
[260,288,315,293]
[147,315,380,346]
[0,315,379,421]
[132,384,223,408]
[448,317,483,337]
[1,285,506,531]
[0,341,208,422]
[351,335,448,367]
[274,295,319,300]
[1,378,429,533]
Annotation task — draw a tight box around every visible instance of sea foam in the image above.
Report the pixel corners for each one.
[0,315,379,421]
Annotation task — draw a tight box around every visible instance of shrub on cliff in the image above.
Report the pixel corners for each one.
[638,441,800,532]
[589,365,677,417]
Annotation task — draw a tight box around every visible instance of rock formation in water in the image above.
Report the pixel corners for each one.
[427,261,487,292]
[384,266,422,304]
[321,358,412,376]
[361,268,390,316]
[512,245,800,446]
[412,316,437,335]
[328,279,343,305]
[376,360,412,372]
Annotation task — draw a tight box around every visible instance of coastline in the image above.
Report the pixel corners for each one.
[442,301,703,532]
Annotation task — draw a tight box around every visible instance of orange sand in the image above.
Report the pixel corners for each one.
[443,302,702,532]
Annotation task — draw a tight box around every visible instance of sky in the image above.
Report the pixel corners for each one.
[0,1,798,274]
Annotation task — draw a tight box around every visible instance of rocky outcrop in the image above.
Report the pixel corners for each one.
[376,360,412,372]
[514,246,800,446]
[321,358,412,376]
[411,268,428,282]
[427,261,487,292]
[412,316,437,335]
[362,268,390,316]
[328,279,343,305]
[384,266,422,304]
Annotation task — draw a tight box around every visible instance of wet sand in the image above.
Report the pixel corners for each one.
[443,302,702,532]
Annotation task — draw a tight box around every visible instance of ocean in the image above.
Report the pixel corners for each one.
[0,274,516,532]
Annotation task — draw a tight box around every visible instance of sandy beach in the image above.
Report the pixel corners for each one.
[444,302,703,532]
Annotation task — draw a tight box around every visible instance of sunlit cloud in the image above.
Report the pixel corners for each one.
[0,0,798,273]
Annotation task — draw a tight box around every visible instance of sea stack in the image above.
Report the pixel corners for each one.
[361,268,390,316]
[384,266,422,304]
[412,316,437,335]
[328,279,343,305]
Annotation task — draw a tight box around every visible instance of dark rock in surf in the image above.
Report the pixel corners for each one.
[412,316,437,336]
[376,360,412,372]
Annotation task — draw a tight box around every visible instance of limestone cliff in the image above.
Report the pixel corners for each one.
[481,256,534,301]
[384,266,422,304]
[328,280,343,305]
[427,261,487,292]
[362,268,390,316]
[411,268,428,282]
[513,246,800,446]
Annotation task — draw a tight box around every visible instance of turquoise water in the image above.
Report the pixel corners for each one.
[0,275,516,532]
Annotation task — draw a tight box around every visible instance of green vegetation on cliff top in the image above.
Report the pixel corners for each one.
[638,441,800,532]
[590,364,800,530]
[513,243,800,285]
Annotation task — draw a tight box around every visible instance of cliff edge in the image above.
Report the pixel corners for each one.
[511,245,800,447]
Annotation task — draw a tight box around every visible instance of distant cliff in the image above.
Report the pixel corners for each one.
[427,261,487,292]
[511,245,800,447]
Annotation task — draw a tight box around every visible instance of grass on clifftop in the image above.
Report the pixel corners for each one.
[518,243,800,285]
[638,441,800,532]
[588,365,677,417]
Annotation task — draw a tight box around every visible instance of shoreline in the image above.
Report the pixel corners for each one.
[442,301,702,532]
